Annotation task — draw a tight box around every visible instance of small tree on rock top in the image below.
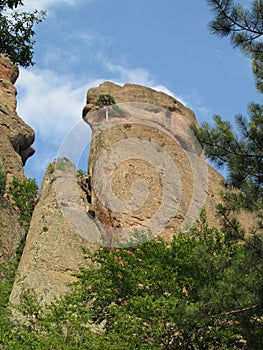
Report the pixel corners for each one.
[94,94,116,108]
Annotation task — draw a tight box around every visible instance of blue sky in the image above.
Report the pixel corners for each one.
[15,0,261,186]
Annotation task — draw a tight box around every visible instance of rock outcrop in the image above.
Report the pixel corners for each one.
[0,54,35,263]
[9,163,96,306]
[83,82,197,128]
[83,82,226,246]
[0,195,26,264]
[0,54,35,182]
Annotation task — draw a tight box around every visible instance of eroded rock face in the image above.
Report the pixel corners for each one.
[0,55,34,263]
[83,81,198,128]
[9,163,96,306]
[0,54,35,182]
[0,196,26,264]
[83,82,226,246]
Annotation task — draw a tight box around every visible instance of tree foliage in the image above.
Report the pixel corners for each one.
[7,177,38,225]
[1,212,262,349]
[194,3,263,344]
[208,0,263,51]
[207,0,263,92]
[195,106,263,211]
[194,104,263,244]
[0,1,22,12]
[94,94,116,108]
[196,0,263,236]
[0,0,45,67]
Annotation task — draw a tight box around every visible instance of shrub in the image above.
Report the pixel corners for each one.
[0,165,7,196]
[8,177,38,225]
[94,94,116,108]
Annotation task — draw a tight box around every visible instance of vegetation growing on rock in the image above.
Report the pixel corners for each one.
[7,177,38,227]
[94,94,116,108]
[0,165,6,196]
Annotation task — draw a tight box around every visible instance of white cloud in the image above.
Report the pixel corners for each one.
[20,0,91,11]
[103,61,215,126]
[106,62,152,86]
[16,68,102,182]
[73,32,112,47]
[17,68,89,140]
[16,63,186,147]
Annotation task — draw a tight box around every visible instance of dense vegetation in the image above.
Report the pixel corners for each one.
[8,177,38,227]
[195,0,263,253]
[0,211,262,349]
[0,173,38,348]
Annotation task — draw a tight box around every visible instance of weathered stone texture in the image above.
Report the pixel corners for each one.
[0,55,33,263]
[9,164,96,306]
[0,54,35,182]
[0,196,26,264]
[83,82,227,245]
[83,81,198,128]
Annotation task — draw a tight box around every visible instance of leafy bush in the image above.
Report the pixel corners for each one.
[0,257,20,348]
[8,177,38,224]
[76,169,85,178]
[0,165,7,196]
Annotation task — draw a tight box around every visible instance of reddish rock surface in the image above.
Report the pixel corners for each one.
[0,54,35,182]
[83,82,227,246]
[0,54,34,263]
[9,164,95,306]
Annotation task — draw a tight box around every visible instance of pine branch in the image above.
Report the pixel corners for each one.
[208,0,263,51]
[212,304,259,318]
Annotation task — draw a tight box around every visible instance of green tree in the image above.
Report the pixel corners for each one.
[207,0,263,92]
[0,259,19,349]
[94,94,116,108]
[195,0,263,239]
[195,109,263,233]
[207,0,263,51]
[8,177,38,225]
[194,2,263,347]
[0,0,46,67]
[3,212,262,349]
